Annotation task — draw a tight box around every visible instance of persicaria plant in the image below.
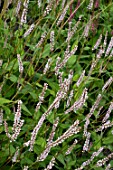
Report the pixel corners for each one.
[0,0,113,169]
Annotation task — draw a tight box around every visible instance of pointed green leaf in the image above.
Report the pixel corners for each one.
[0,98,12,105]
[21,104,32,116]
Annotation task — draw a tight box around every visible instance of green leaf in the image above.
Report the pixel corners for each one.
[47,112,54,124]
[84,46,90,51]
[21,157,33,165]
[21,84,33,94]
[48,89,55,96]
[0,126,3,133]
[67,160,77,169]
[0,98,12,105]
[10,145,15,155]
[73,74,79,82]
[102,136,113,144]
[60,123,70,129]
[46,80,59,92]
[28,65,34,76]
[4,88,15,98]
[71,41,78,50]
[57,154,66,166]
[3,106,11,115]
[29,92,37,100]
[21,104,32,116]
[36,82,43,88]
[9,74,18,83]
[67,55,76,66]
[35,137,46,148]
[42,44,50,58]
[33,145,41,154]
[92,132,102,149]
[110,160,113,167]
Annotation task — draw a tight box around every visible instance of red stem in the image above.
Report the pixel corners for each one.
[69,0,80,22]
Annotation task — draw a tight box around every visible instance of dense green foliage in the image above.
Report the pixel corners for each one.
[0,0,113,169]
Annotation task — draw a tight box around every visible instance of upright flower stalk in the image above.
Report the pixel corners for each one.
[92,34,102,51]
[0,59,3,67]
[4,100,24,142]
[105,164,111,170]
[38,120,80,161]
[66,89,74,108]
[47,117,59,145]
[57,4,69,26]
[35,32,47,48]
[55,45,78,75]
[103,31,108,52]
[65,139,78,155]
[82,132,91,152]
[102,102,113,123]
[96,120,113,132]
[20,0,29,25]
[24,71,74,151]
[12,147,19,163]
[66,16,81,43]
[50,31,54,52]
[65,87,88,114]
[23,23,35,38]
[102,77,113,92]
[88,48,104,76]
[23,166,29,170]
[83,94,102,136]
[105,37,113,57]
[35,83,48,112]
[38,0,41,8]
[17,54,23,74]
[75,147,104,170]
[76,70,85,87]
[96,152,113,167]
[43,59,52,75]
[44,157,55,170]
[87,0,94,10]
[62,0,66,9]
[17,54,24,88]
[43,0,55,16]
[83,19,91,38]
[0,109,3,125]
[16,0,21,17]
